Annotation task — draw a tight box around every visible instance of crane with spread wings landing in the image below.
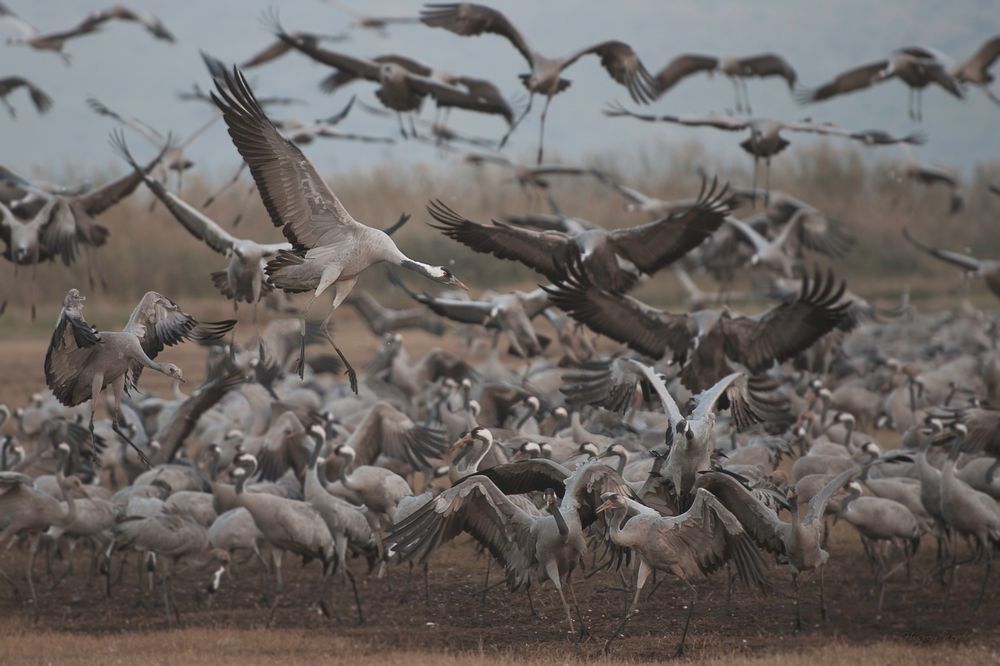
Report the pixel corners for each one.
[428,177,734,293]
[209,66,468,391]
[44,289,235,466]
[544,260,851,391]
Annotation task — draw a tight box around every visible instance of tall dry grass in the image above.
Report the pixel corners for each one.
[2,140,999,333]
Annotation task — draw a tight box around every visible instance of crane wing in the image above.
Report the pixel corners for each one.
[609,177,733,274]
[211,66,364,252]
[419,3,534,68]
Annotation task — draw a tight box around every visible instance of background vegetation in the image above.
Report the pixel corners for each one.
[3,139,999,336]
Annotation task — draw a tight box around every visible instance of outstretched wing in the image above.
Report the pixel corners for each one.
[652,54,718,96]
[542,257,694,362]
[693,471,787,556]
[735,53,797,86]
[44,292,101,407]
[562,40,657,104]
[956,36,1000,80]
[690,372,789,432]
[458,458,571,496]
[427,199,572,280]
[112,132,240,256]
[721,268,850,372]
[73,141,170,217]
[419,3,534,68]
[795,60,888,102]
[79,4,175,41]
[210,65,364,251]
[124,291,235,363]
[604,103,750,131]
[560,357,646,414]
[387,475,537,581]
[609,177,734,274]
[903,227,982,272]
[344,401,447,468]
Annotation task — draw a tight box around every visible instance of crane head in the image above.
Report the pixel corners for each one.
[162,363,185,383]
[596,491,625,514]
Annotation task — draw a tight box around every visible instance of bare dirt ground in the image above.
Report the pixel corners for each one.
[1,316,998,664]
[0,526,997,665]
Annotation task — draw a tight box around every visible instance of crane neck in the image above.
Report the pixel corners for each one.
[207,455,220,483]
[234,472,248,495]
[307,433,324,470]
[841,485,861,511]
[549,503,569,537]
[470,438,494,473]
[57,472,79,527]
[842,421,854,446]
[338,452,359,490]
[399,258,443,282]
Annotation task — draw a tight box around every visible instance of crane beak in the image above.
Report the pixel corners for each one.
[448,275,470,292]
[596,499,614,514]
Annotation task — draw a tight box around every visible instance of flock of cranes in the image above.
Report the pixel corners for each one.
[1,0,1000,658]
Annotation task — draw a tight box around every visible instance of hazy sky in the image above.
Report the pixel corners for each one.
[2,0,998,181]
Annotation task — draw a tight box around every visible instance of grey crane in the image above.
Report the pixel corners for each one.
[696,452,911,628]
[209,66,467,389]
[836,481,922,611]
[0,443,86,611]
[420,3,656,163]
[899,161,963,214]
[111,508,228,624]
[544,261,849,391]
[315,53,516,131]
[903,228,1000,300]
[389,458,630,636]
[653,52,797,113]
[605,104,924,201]
[938,428,1000,607]
[0,2,172,64]
[232,455,336,624]
[1,137,168,316]
[596,488,767,655]
[628,359,787,508]
[270,19,515,137]
[304,425,374,623]
[327,443,413,542]
[0,1,99,63]
[796,47,964,121]
[44,289,235,465]
[207,507,267,576]
[427,177,733,292]
[0,76,52,117]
